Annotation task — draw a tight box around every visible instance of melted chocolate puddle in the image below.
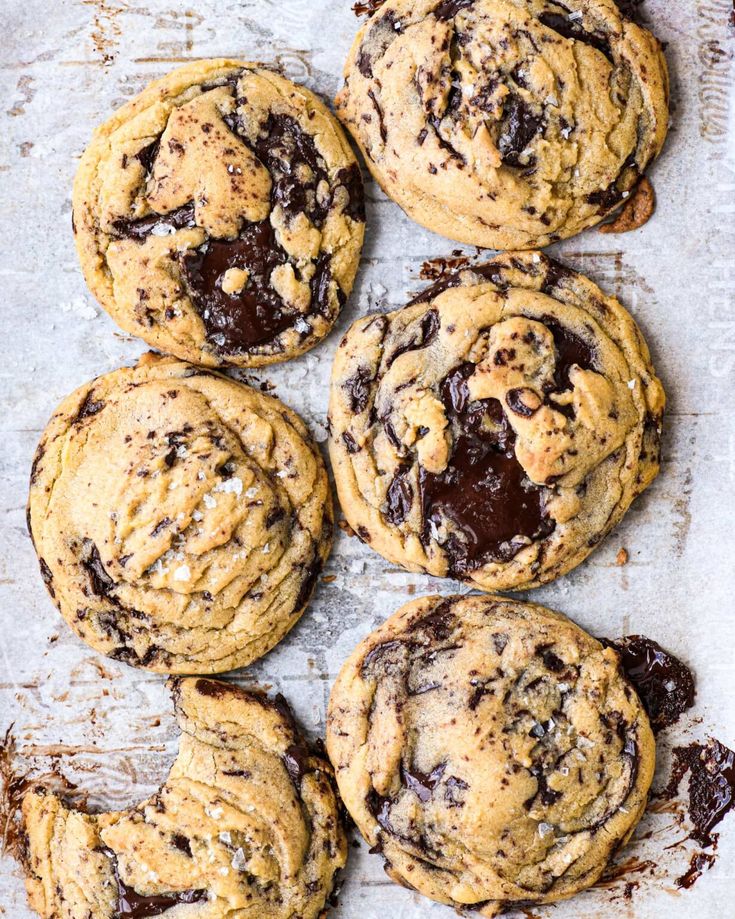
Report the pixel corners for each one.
[606,636,695,732]
[181,221,294,350]
[419,362,555,575]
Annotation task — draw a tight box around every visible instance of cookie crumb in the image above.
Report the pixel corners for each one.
[616,547,629,566]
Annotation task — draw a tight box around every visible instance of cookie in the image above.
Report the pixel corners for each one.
[22,678,346,919]
[328,251,664,591]
[73,59,365,367]
[327,594,655,915]
[28,352,332,673]
[336,0,668,249]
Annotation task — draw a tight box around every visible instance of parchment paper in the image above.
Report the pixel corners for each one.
[1,1,734,915]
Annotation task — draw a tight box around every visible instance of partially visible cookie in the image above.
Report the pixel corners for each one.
[28,352,332,673]
[23,678,346,919]
[328,251,664,592]
[73,59,365,366]
[336,0,668,249]
[327,594,655,915]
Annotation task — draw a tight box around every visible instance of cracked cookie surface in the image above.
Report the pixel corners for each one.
[73,59,365,367]
[328,251,664,591]
[28,352,332,673]
[336,0,668,249]
[23,678,346,919]
[327,594,655,916]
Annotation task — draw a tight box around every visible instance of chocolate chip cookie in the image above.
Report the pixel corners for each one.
[28,352,332,672]
[73,59,365,366]
[23,678,346,919]
[328,252,664,591]
[336,0,668,249]
[327,594,655,915]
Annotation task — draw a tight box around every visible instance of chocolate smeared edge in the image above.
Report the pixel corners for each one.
[660,739,735,850]
[352,0,387,16]
[100,846,207,918]
[0,729,82,869]
[407,261,507,305]
[419,362,555,576]
[604,636,695,732]
[110,79,364,356]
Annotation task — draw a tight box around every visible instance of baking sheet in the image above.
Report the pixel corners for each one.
[1,0,734,915]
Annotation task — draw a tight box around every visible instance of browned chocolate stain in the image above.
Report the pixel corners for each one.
[7,75,35,117]
[0,727,82,865]
[352,0,387,15]
[419,252,471,280]
[82,0,123,65]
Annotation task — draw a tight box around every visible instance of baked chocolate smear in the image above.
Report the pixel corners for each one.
[112,81,364,356]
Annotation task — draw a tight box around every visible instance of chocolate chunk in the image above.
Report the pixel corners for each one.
[352,0,387,15]
[342,431,361,453]
[444,775,469,806]
[171,834,192,856]
[401,762,446,802]
[136,140,160,175]
[420,363,554,575]
[434,0,474,20]
[194,678,245,700]
[282,741,314,787]
[607,635,695,732]
[73,391,105,424]
[538,11,613,63]
[38,558,54,594]
[541,317,596,418]
[386,465,413,525]
[344,366,374,414]
[367,89,388,142]
[309,253,340,319]
[81,540,116,598]
[386,309,440,367]
[540,258,574,294]
[293,556,322,612]
[335,164,366,223]
[587,154,639,212]
[408,600,458,643]
[253,114,331,227]
[112,202,196,240]
[498,94,544,167]
[101,847,207,918]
